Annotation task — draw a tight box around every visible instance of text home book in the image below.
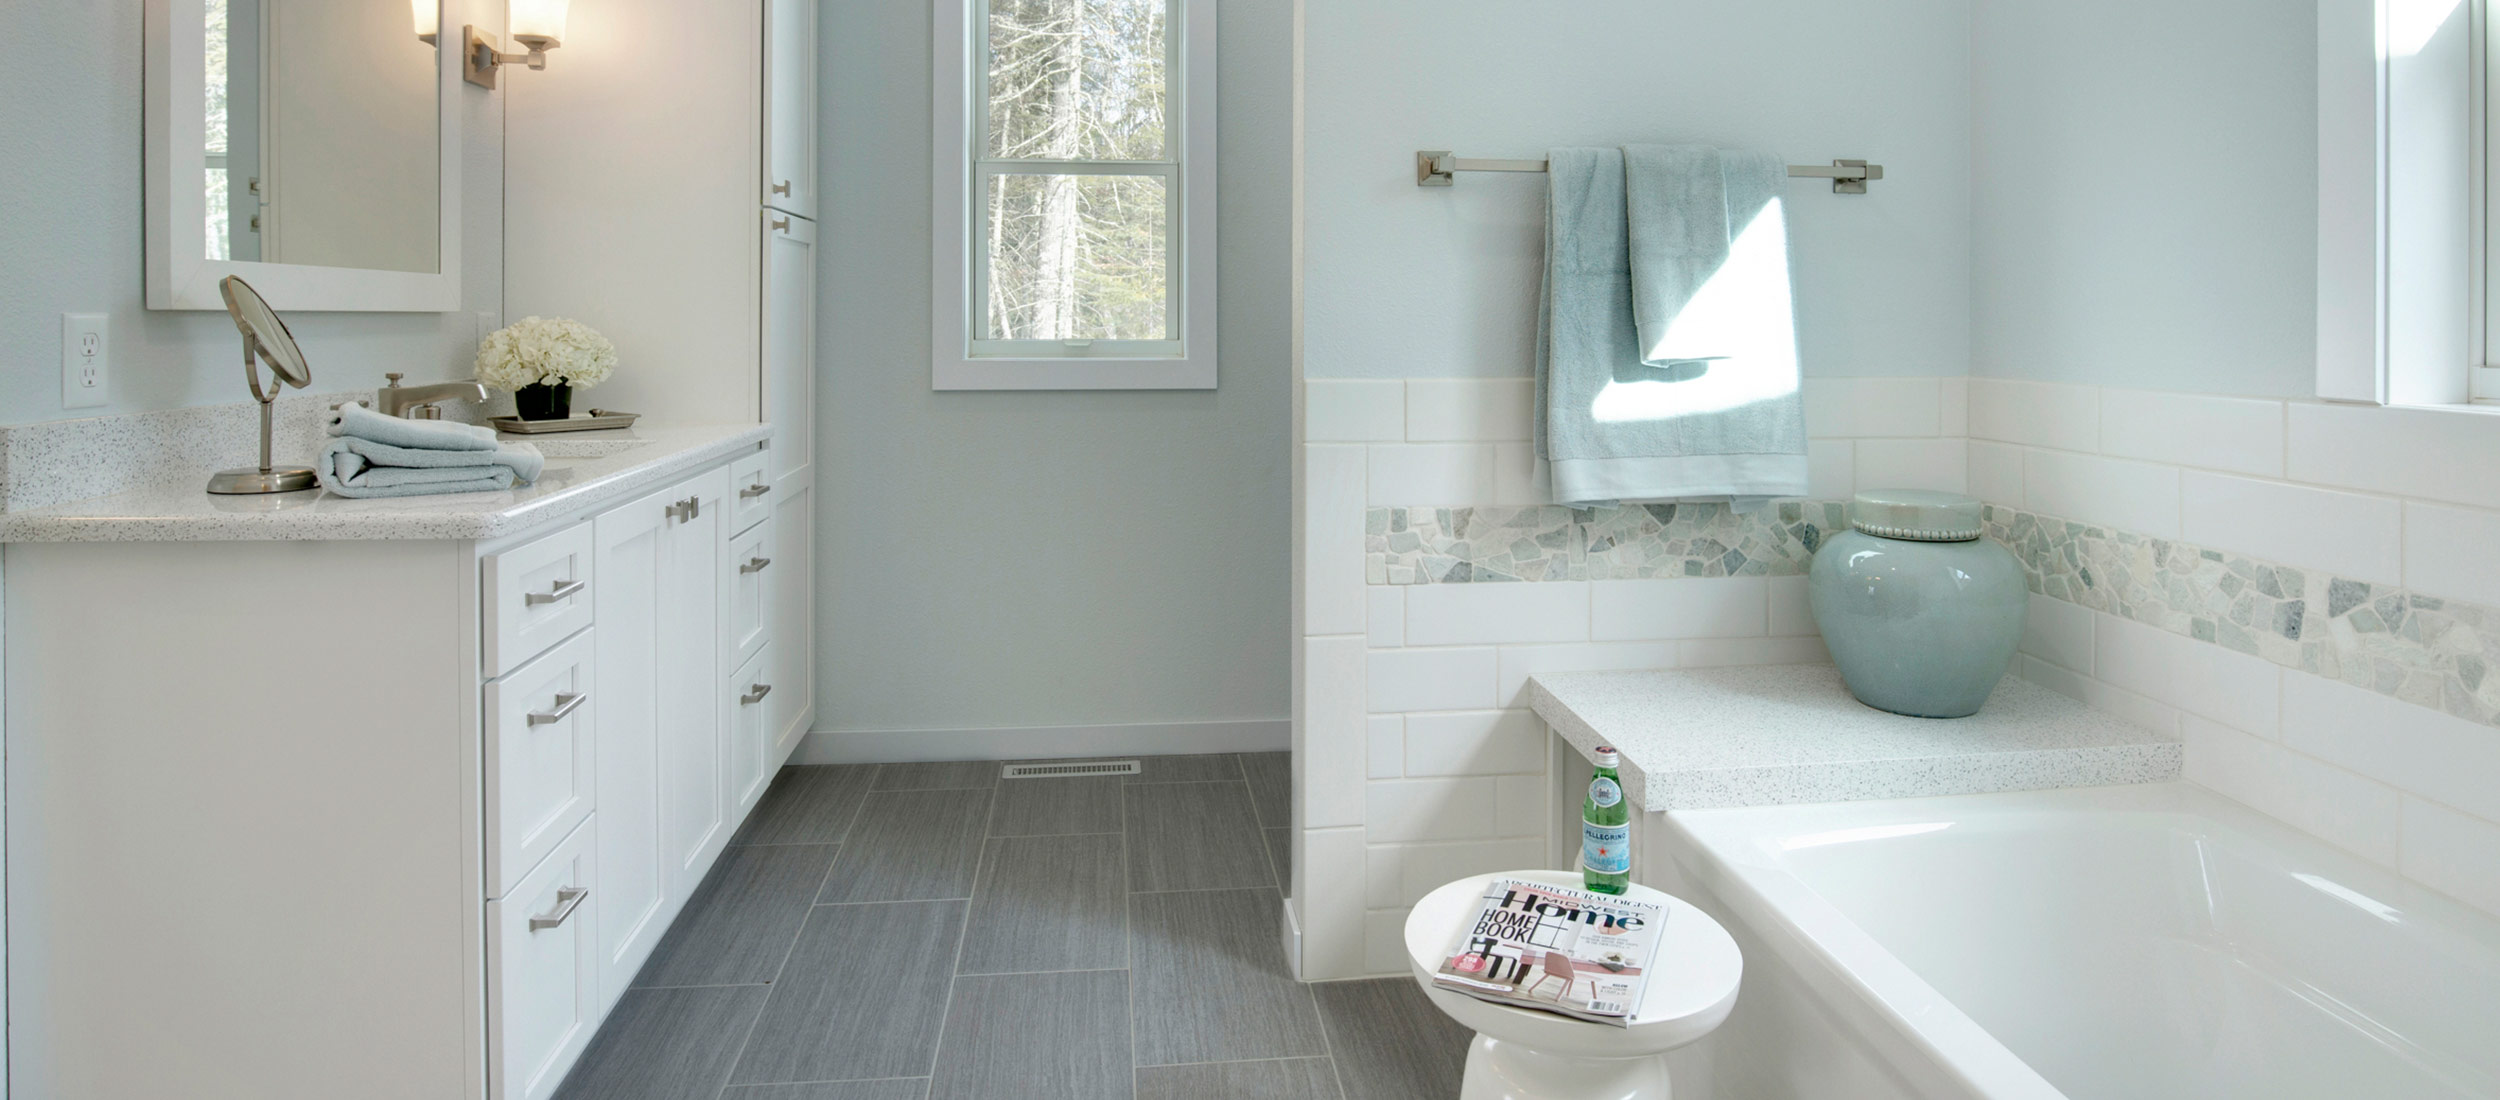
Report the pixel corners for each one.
[1433,878,1665,1026]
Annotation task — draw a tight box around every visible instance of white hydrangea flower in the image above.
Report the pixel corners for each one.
[474,316,619,392]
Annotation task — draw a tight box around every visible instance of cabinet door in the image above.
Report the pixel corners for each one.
[728,515,775,672]
[769,470,815,765]
[657,466,732,900]
[762,0,817,218]
[763,211,816,482]
[729,644,775,818]
[489,816,599,1100]
[590,482,673,1006]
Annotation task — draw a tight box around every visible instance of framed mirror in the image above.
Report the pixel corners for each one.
[145,0,463,312]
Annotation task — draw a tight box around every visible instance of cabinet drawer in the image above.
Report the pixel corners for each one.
[487,629,598,899]
[728,450,773,535]
[490,814,599,1100]
[729,644,775,819]
[727,516,774,672]
[485,521,596,678]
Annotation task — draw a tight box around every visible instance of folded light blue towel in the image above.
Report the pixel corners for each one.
[328,402,503,452]
[317,436,546,498]
[1535,145,1809,505]
[316,401,544,498]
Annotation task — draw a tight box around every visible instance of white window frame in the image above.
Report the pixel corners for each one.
[931,0,1218,391]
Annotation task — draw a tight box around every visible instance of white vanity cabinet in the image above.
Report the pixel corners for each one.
[1,435,808,1100]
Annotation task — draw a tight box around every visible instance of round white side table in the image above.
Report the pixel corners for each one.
[1404,870,1743,1100]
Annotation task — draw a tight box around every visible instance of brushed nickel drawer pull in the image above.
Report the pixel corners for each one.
[740,556,772,574]
[740,683,773,706]
[524,578,586,606]
[772,179,792,196]
[771,216,791,232]
[529,886,588,932]
[527,691,588,726]
[740,482,773,499]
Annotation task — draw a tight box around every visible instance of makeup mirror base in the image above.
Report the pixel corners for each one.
[206,467,319,495]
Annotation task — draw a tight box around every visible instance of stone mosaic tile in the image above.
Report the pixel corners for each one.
[1984,504,2500,728]
[1365,501,1845,585]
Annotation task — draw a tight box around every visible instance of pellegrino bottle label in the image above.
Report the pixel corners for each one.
[1582,818,1630,874]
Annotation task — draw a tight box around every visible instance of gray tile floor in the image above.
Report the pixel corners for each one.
[555,752,1473,1100]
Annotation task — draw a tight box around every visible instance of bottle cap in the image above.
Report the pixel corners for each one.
[1593,745,1619,767]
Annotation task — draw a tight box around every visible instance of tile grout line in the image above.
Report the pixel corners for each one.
[1124,759,1140,1098]
[920,777,1005,1095]
[710,770,874,1099]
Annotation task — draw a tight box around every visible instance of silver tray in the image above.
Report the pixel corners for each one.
[491,411,640,434]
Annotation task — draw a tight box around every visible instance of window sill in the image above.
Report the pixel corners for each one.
[932,356,1218,392]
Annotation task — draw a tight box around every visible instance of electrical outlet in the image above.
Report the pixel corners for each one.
[62,313,107,409]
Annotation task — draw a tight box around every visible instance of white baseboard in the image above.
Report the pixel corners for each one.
[792,718,1290,765]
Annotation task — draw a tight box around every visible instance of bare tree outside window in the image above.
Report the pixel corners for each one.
[979,0,1175,345]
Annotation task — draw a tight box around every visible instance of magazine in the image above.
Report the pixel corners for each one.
[1432,877,1664,1026]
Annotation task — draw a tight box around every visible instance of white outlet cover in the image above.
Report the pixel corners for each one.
[62,312,107,409]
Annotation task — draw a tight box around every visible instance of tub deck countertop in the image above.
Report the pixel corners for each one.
[1526,664,2182,812]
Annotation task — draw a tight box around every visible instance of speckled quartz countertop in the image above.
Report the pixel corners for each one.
[0,424,771,543]
[1526,665,2182,812]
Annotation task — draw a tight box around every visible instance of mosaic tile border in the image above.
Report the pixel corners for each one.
[1365,501,1848,584]
[1985,504,2500,729]
[1364,495,2500,730]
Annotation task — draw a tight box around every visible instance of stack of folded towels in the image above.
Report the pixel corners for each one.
[316,403,546,498]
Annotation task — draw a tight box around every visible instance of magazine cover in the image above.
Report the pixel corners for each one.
[1432,878,1665,1026]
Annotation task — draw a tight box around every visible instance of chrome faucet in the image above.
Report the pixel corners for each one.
[377,372,491,419]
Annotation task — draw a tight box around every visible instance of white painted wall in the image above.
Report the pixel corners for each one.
[1970,0,2317,397]
[1302,0,1974,380]
[501,0,763,426]
[809,0,1291,746]
[0,2,503,427]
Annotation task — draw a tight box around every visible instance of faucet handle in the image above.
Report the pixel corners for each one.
[385,373,404,387]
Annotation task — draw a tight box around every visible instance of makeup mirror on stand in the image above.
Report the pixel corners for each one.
[206,276,319,495]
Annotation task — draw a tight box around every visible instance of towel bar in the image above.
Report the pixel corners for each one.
[1416,151,1885,194]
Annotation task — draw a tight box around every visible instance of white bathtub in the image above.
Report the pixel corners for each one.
[1663,783,2500,1100]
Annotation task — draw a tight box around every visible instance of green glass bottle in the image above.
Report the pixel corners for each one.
[1582,746,1630,895]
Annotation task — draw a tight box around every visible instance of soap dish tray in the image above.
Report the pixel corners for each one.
[491,411,639,434]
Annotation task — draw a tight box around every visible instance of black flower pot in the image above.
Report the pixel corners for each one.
[514,381,573,421]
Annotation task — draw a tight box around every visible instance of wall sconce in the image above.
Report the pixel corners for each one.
[462,0,571,89]
[413,0,439,45]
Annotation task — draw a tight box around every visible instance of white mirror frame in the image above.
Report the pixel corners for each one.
[144,0,464,312]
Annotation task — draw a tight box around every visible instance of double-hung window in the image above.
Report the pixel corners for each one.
[934,0,1217,390]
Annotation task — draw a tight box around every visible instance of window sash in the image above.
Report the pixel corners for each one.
[969,0,1185,360]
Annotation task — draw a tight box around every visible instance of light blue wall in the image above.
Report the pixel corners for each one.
[1301,0,1975,380]
[1970,0,2318,398]
[812,0,1291,736]
[0,2,503,427]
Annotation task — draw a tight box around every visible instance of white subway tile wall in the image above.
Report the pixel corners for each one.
[1297,375,2500,978]
[1304,380,1406,442]
[1301,376,1965,975]
[1969,377,2500,924]
[2097,389,2286,477]
[2178,471,2403,586]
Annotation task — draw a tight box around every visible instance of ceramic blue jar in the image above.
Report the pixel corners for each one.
[1808,490,2026,718]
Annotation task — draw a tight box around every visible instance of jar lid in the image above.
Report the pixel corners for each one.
[1849,489,1984,542]
[1592,746,1619,767]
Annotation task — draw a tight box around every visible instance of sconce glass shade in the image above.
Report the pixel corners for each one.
[509,0,570,49]
[411,0,439,43]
